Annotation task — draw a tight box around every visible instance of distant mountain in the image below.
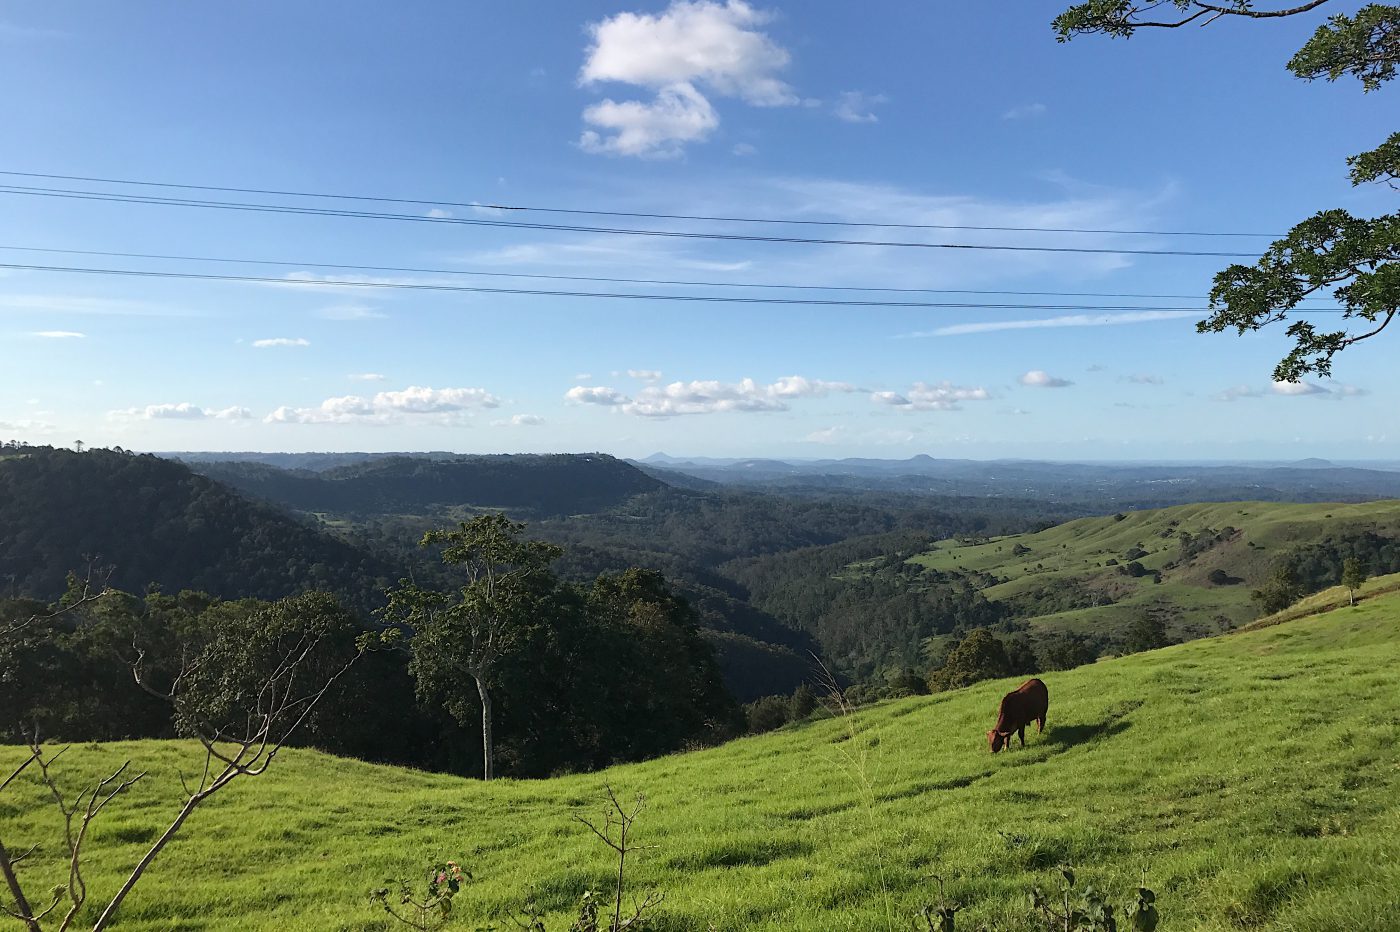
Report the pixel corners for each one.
[641,456,1400,506]
[185,453,665,517]
[0,447,394,607]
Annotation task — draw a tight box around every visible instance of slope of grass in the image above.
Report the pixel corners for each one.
[4,594,1400,930]
[907,499,1400,638]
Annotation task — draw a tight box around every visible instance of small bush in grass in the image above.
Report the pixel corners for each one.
[370,860,467,930]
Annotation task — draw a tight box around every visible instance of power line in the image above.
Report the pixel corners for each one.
[0,259,1351,311]
[0,169,1281,238]
[2,244,1335,304]
[0,184,1265,259]
[0,260,1244,310]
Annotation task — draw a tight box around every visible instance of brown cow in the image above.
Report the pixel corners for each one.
[987,678,1048,753]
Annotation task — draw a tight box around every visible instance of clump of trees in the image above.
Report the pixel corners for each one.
[1253,532,1400,613]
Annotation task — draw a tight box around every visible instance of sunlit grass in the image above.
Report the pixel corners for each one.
[906,499,1400,637]
[4,593,1400,929]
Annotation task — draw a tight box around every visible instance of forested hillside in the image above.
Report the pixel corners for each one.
[0,447,395,608]
[191,453,662,517]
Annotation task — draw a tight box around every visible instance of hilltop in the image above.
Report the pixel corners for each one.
[905,499,1400,640]
[187,453,664,518]
[0,447,394,607]
[4,591,1398,929]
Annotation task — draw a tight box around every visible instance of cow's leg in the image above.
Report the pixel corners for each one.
[1018,725,1026,747]
[1037,716,1045,733]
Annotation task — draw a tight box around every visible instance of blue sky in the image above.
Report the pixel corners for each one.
[0,1,1393,459]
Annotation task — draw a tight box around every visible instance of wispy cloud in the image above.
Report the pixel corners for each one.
[833,90,887,124]
[1122,373,1165,385]
[805,425,917,445]
[252,337,310,348]
[903,310,1199,339]
[1003,102,1048,120]
[349,373,387,382]
[1214,384,1264,402]
[32,330,84,339]
[492,413,546,427]
[317,304,386,321]
[577,0,797,157]
[627,369,663,381]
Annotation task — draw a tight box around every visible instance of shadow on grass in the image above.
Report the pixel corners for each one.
[1042,718,1131,750]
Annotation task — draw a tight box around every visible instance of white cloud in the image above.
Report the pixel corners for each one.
[732,142,757,156]
[1272,380,1328,396]
[565,385,633,406]
[905,310,1199,339]
[252,337,310,348]
[578,0,796,157]
[574,372,594,381]
[579,82,719,158]
[566,375,856,417]
[32,330,84,339]
[1122,374,1165,385]
[627,369,663,381]
[833,90,886,124]
[1003,102,1048,120]
[493,414,546,427]
[1020,370,1074,388]
[349,373,387,382]
[1272,380,1367,398]
[110,403,252,421]
[317,304,386,321]
[425,208,454,219]
[872,382,992,412]
[580,0,795,103]
[266,385,501,425]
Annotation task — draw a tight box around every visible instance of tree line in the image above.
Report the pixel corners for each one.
[1,515,742,780]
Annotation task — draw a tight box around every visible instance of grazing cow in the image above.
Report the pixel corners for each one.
[987,678,1048,753]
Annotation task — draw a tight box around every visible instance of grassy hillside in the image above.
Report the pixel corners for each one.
[4,593,1400,929]
[906,499,1400,638]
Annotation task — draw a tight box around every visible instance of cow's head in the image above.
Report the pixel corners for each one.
[987,729,1006,753]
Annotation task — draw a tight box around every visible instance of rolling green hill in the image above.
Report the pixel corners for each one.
[4,590,1399,930]
[905,499,1400,639]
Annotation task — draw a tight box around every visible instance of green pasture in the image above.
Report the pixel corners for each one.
[906,499,1400,637]
[4,590,1400,930]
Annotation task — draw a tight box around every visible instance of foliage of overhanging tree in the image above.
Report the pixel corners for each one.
[1053,1,1400,380]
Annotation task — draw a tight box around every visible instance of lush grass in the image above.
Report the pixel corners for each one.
[906,499,1400,638]
[5,594,1400,930]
